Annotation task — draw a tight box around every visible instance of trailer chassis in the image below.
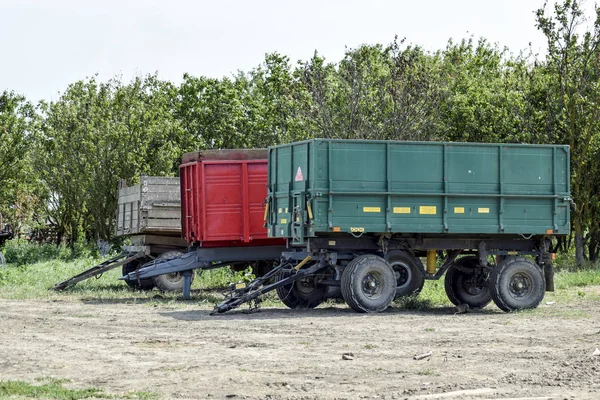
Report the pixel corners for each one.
[210,234,555,314]
[122,245,288,299]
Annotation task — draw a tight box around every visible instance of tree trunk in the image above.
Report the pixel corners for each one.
[574,219,585,266]
[589,231,600,263]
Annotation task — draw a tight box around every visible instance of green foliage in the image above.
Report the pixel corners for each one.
[298,40,448,140]
[37,74,192,244]
[0,253,252,301]
[555,268,600,289]
[2,0,600,266]
[535,0,600,263]
[0,379,107,399]
[1,238,96,266]
[196,266,255,290]
[0,91,35,186]
[0,378,157,399]
[0,91,44,236]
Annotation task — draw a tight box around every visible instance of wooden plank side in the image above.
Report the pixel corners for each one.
[137,227,181,234]
[142,186,181,202]
[147,209,181,219]
[116,176,182,237]
[141,177,179,186]
[143,184,180,192]
[144,218,182,228]
[118,185,141,199]
[118,193,143,204]
[140,192,181,202]
[145,203,180,209]
[129,234,187,247]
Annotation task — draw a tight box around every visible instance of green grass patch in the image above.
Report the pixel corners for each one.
[393,280,452,310]
[0,254,255,305]
[0,379,107,399]
[554,268,600,290]
[0,378,158,399]
[1,239,96,266]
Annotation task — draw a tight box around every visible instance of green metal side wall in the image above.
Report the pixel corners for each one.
[267,139,570,242]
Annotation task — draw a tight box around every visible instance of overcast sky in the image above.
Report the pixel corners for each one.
[1,0,596,103]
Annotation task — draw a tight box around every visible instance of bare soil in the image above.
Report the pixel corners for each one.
[1,291,600,400]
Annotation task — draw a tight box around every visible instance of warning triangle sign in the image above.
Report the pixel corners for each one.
[294,166,304,182]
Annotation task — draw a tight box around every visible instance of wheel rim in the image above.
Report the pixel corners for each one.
[460,274,486,296]
[508,272,533,299]
[390,261,412,289]
[163,273,182,284]
[362,271,383,299]
[295,276,318,296]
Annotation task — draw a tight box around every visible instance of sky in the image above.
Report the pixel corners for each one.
[1,0,597,103]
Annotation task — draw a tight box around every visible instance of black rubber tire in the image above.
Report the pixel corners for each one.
[490,257,545,312]
[385,250,425,298]
[252,260,273,277]
[122,259,155,290]
[275,266,331,309]
[152,251,192,292]
[341,254,396,313]
[444,256,492,309]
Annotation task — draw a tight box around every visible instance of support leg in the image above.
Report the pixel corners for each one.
[182,270,193,300]
[544,258,555,292]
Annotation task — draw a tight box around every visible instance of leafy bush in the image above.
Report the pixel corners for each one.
[1,239,98,266]
[197,266,255,289]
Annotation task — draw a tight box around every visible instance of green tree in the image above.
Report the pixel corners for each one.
[0,91,34,188]
[0,91,40,234]
[440,38,533,144]
[38,74,189,244]
[299,40,448,141]
[535,0,600,264]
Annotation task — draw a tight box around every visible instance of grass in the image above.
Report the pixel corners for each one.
[0,255,249,304]
[0,252,599,311]
[0,378,157,399]
[394,280,451,310]
[0,379,106,399]
[554,268,600,290]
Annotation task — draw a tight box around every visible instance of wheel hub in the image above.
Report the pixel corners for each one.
[362,272,382,298]
[296,276,317,295]
[509,273,533,298]
[391,262,411,288]
[461,272,488,296]
[165,273,182,283]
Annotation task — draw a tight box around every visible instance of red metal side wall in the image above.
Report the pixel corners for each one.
[180,159,283,247]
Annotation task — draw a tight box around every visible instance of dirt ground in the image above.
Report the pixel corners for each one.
[1,290,600,400]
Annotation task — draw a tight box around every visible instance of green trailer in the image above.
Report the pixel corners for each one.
[211,139,571,315]
[262,139,571,313]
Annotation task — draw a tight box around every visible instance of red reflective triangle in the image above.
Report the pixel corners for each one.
[294,166,304,182]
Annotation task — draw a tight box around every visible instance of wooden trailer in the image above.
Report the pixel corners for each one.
[54,176,189,292]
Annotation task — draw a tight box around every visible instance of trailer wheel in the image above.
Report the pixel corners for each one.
[152,251,192,292]
[444,257,491,309]
[341,254,396,313]
[275,266,332,309]
[122,259,155,291]
[385,251,425,298]
[490,258,545,312]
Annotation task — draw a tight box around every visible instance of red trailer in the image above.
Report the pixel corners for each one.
[123,150,287,298]
[180,150,283,248]
[55,150,286,297]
